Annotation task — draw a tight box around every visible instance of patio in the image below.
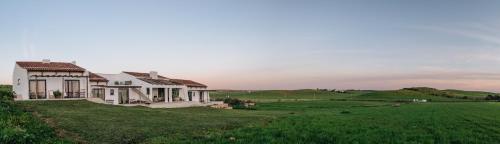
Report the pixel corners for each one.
[118,101,223,108]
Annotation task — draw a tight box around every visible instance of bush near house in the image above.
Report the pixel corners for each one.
[0,85,66,143]
[222,98,256,110]
[53,90,62,99]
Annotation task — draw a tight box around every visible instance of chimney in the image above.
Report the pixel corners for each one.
[71,61,77,65]
[150,71,158,79]
[42,59,50,64]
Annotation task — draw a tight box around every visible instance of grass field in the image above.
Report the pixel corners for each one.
[194,101,500,143]
[210,89,370,102]
[4,87,500,143]
[18,100,500,143]
[212,88,495,102]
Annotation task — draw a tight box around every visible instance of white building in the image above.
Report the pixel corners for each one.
[12,60,211,107]
[95,71,210,105]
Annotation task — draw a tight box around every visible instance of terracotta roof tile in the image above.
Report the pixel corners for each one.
[89,72,108,82]
[137,78,178,85]
[16,61,86,72]
[123,71,169,79]
[171,79,207,88]
[124,71,206,87]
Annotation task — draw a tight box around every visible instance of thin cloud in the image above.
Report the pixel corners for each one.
[414,23,500,46]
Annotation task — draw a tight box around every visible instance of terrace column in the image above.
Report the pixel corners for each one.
[165,88,168,103]
[168,88,173,103]
[204,91,209,102]
[207,91,210,102]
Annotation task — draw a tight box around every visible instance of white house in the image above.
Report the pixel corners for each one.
[13,60,90,100]
[12,60,212,107]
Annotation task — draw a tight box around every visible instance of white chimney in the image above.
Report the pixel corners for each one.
[71,61,76,65]
[150,71,158,79]
[42,59,50,64]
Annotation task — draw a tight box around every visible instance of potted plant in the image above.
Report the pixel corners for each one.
[53,90,62,99]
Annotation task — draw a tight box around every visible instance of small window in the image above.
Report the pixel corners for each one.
[146,88,150,95]
[17,79,20,86]
[124,81,132,85]
[110,89,114,95]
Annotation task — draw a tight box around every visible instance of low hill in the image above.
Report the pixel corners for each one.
[443,89,497,98]
[354,87,495,101]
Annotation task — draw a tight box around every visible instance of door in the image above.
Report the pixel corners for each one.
[92,88,105,100]
[199,91,204,102]
[65,80,80,98]
[158,88,165,102]
[29,80,46,99]
[188,91,193,101]
[118,88,129,104]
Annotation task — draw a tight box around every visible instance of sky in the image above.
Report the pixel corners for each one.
[2,0,500,91]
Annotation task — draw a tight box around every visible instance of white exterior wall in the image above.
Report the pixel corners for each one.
[104,88,119,105]
[12,64,28,100]
[45,77,63,99]
[90,81,107,86]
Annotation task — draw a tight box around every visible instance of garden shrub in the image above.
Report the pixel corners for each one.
[0,85,67,143]
[223,98,244,106]
[222,98,256,110]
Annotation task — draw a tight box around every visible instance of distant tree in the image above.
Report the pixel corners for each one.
[485,95,500,101]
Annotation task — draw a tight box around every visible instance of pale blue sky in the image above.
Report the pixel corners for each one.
[2,0,500,91]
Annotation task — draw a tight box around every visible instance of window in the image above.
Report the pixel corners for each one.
[124,81,132,85]
[29,80,46,99]
[110,89,114,95]
[146,88,150,95]
[17,79,20,86]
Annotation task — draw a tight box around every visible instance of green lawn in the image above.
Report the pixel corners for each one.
[6,87,500,143]
[17,100,282,143]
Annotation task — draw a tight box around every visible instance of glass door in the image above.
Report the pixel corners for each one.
[199,91,204,102]
[118,88,129,104]
[92,88,105,100]
[29,80,46,99]
[65,80,80,98]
